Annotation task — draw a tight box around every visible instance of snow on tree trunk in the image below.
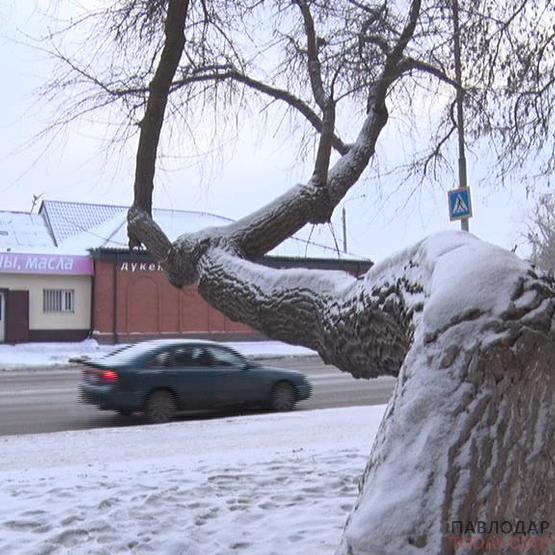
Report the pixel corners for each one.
[337,233,555,555]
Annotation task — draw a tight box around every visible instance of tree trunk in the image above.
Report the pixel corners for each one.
[337,240,555,555]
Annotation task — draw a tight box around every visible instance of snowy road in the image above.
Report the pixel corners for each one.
[0,357,395,436]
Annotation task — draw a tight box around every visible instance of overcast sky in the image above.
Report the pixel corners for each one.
[0,2,548,263]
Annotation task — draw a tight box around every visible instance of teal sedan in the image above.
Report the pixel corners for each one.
[79,340,312,423]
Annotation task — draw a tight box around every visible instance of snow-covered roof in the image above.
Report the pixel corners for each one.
[60,208,233,250]
[44,200,367,261]
[0,211,54,250]
[40,200,124,245]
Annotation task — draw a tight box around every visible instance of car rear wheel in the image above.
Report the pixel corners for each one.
[144,390,176,424]
[270,382,296,411]
[117,408,133,417]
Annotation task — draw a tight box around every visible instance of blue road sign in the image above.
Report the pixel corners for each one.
[448,187,473,221]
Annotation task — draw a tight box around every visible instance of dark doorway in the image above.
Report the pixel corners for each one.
[6,290,29,344]
[0,290,5,343]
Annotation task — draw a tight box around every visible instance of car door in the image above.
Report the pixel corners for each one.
[137,347,174,397]
[168,346,218,409]
[204,346,264,407]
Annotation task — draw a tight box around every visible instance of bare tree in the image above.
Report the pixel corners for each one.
[39,0,555,552]
[528,193,555,274]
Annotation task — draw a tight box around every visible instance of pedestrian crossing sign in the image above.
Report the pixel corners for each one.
[448,187,473,221]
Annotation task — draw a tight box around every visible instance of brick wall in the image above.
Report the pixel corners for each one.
[93,259,257,344]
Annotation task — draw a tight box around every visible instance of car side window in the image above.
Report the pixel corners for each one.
[147,349,171,368]
[169,347,194,368]
[168,346,210,369]
[205,347,244,368]
[191,348,214,367]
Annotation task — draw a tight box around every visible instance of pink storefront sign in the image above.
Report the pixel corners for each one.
[0,253,94,275]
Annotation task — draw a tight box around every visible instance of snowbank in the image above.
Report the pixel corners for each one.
[0,405,385,555]
[0,339,317,371]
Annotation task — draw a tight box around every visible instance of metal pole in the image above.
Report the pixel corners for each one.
[452,0,469,232]
[342,206,347,253]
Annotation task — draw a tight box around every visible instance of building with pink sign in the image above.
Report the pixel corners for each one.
[0,201,371,345]
[0,211,94,343]
[37,200,370,345]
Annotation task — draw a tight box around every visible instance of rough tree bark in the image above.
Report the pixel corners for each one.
[335,235,555,554]
[123,1,554,553]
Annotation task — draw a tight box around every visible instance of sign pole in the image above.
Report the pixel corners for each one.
[452,0,470,232]
[342,206,347,253]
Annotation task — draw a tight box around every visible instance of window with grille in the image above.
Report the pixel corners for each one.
[43,289,74,313]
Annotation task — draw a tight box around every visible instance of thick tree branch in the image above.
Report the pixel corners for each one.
[372,0,422,107]
[129,3,422,273]
[389,0,421,64]
[206,98,388,261]
[172,2,423,272]
[196,247,412,378]
[131,0,190,229]
[312,100,336,187]
[294,0,329,110]
[128,206,172,261]
[128,93,385,284]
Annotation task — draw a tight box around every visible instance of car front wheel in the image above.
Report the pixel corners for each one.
[270,382,296,411]
[144,390,176,424]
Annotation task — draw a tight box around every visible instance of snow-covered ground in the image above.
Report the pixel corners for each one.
[0,405,385,555]
[0,340,317,370]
